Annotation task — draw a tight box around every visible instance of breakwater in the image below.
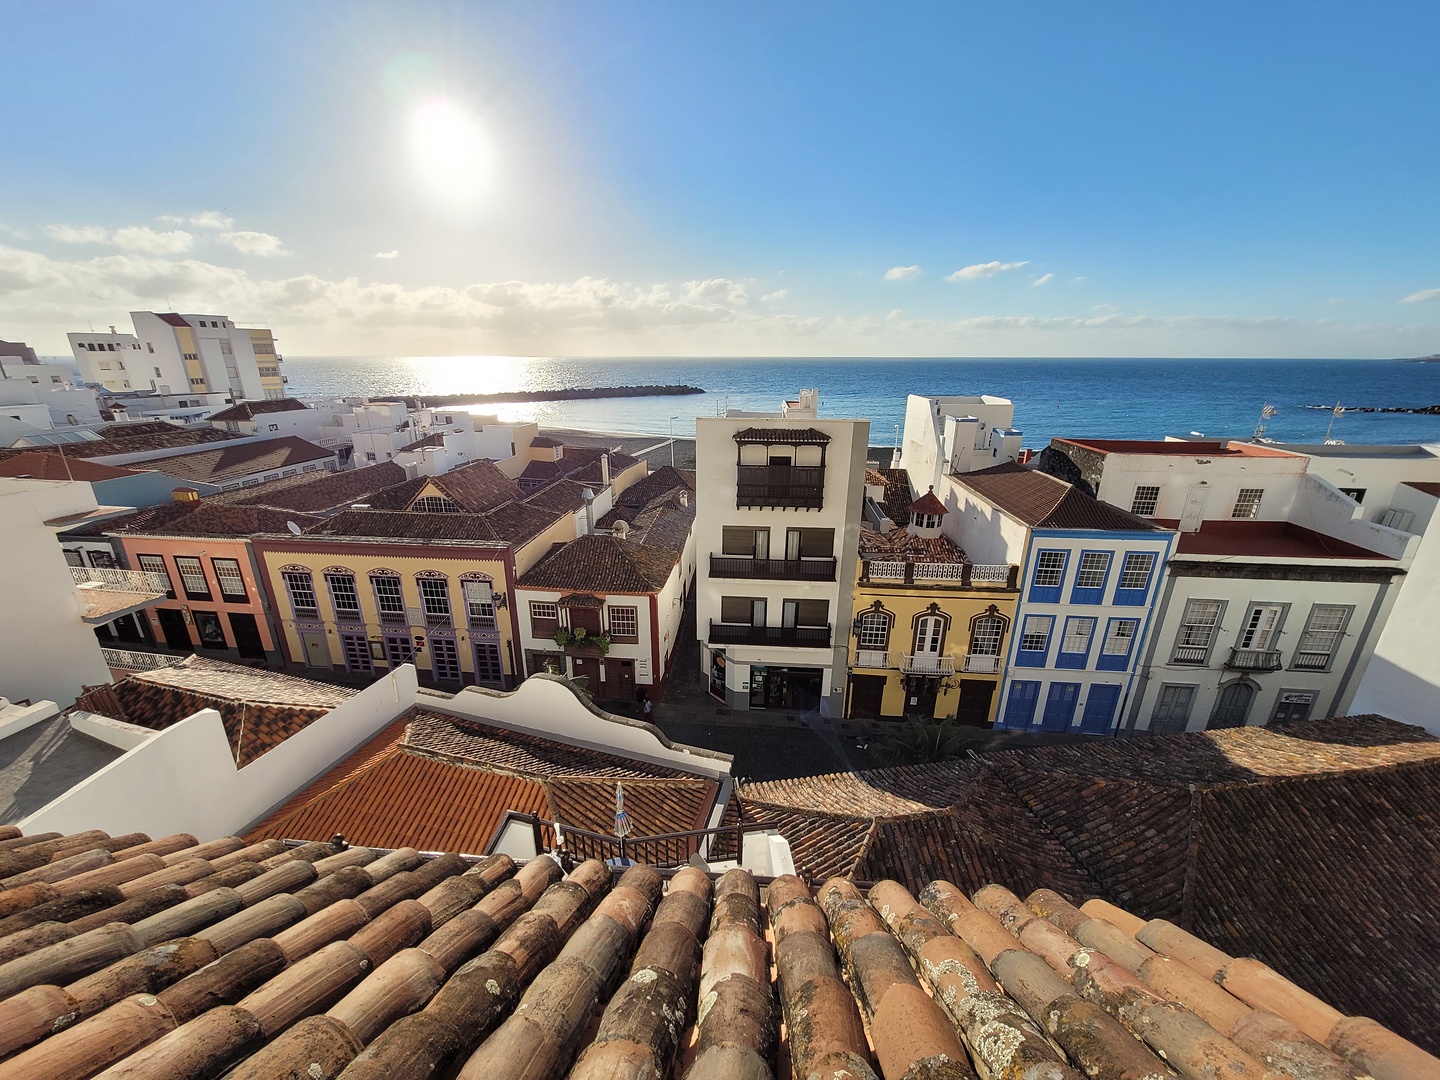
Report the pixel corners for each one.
[374,384,704,409]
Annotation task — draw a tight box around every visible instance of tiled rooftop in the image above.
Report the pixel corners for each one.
[100,500,325,539]
[0,825,1429,1076]
[136,436,335,484]
[0,453,137,482]
[857,523,969,563]
[957,462,1165,532]
[229,461,408,514]
[1158,518,1393,560]
[1054,437,1303,458]
[205,398,311,423]
[0,426,237,461]
[518,500,693,592]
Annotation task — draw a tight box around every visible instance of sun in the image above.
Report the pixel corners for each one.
[409,99,491,203]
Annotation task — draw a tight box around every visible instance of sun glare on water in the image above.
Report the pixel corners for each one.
[410,99,491,203]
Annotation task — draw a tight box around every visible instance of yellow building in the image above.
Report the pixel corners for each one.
[248,328,286,400]
[845,488,1019,726]
[252,460,580,686]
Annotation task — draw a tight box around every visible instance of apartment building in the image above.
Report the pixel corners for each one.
[897,392,1023,491]
[847,480,1019,726]
[67,328,144,392]
[120,312,285,400]
[0,339,101,436]
[695,392,869,717]
[1035,438,1416,731]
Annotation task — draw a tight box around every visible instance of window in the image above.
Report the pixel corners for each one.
[341,633,372,673]
[372,575,406,624]
[1016,615,1053,666]
[1115,552,1157,604]
[429,638,461,682]
[138,554,173,597]
[192,611,226,649]
[1097,618,1139,671]
[464,581,497,629]
[87,549,117,569]
[326,572,361,620]
[365,452,377,463]
[722,526,768,558]
[413,495,461,513]
[1071,551,1111,603]
[608,606,639,642]
[418,578,452,626]
[283,570,319,617]
[174,556,211,600]
[1030,550,1068,602]
[969,615,1005,656]
[267,424,279,432]
[1237,604,1283,651]
[785,527,834,560]
[1292,604,1351,670]
[64,549,85,568]
[530,601,559,638]
[1232,488,1264,518]
[1151,685,1197,735]
[858,611,891,648]
[1173,599,1224,662]
[911,511,943,529]
[1337,487,1366,504]
[721,596,765,624]
[212,558,247,600]
[1057,617,1096,668]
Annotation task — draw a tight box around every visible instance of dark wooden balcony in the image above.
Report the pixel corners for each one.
[708,621,831,648]
[1225,647,1283,671]
[736,465,824,509]
[709,554,837,581]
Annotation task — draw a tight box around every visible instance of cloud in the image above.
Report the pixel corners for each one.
[683,278,748,304]
[219,230,286,257]
[111,227,194,255]
[44,224,111,244]
[189,211,235,230]
[761,289,788,303]
[1401,287,1440,304]
[1032,273,1054,287]
[884,265,920,281]
[374,250,400,260]
[946,260,1029,281]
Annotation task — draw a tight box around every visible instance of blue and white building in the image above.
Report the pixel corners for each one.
[937,463,1175,735]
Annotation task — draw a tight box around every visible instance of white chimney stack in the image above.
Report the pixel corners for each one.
[601,453,611,487]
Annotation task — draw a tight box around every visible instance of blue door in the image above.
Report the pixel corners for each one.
[1080,684,1122,734]
[1002,680,1041,729]
[1041,683,1080,731]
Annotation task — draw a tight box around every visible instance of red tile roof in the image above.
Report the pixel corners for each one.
[518,503,692,592]
[206,398,309,422]
[957,462,1165,531]
[1158,519,1391,560]
[907,486,947,515]
[137,436,335,483]
[1054,437,1303,458]
[101,500,324,538]
[228,461,408,514]
[1404,480,1440,497]
[0,453,137,481]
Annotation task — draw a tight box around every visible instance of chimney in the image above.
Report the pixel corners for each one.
[172,487,200,503]
[613,519,630,540]
[679,490,688,507]
[582,487,594,535]
[601,453,611,487]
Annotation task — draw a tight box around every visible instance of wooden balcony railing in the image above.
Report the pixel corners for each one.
[735,465,825,509]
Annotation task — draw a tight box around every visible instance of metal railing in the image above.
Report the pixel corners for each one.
[101,648,183,672]
[71,567,171,594]
[901,653,956,675]
[962,654,1000,673]
[1290,651,1333,671]
[1226,647,1283,672]
[913,562,966,581]
[708,621,832,648]
[708,555,837,581]
[496,812,767,869]
[423,610,453,629]
[867,561,906,580]
[735,465,825,509]
[969,563,1012,583]
[853,649,890,669]
[1171,644,1210,665]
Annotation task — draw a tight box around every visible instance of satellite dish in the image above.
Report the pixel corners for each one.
[286,520,303,535]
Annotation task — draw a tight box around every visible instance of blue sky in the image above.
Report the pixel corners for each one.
[1,2,1437,356]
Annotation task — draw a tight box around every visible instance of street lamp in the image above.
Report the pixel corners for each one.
[668,416,679,468]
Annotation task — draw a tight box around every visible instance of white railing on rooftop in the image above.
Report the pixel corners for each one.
[101,648,183,672]
[72,567,172,594]
[913,562,965,581]
[867,561,906,580]
[969,564,1011,583]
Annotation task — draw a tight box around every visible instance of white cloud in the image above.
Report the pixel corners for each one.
[111,227,193,255]
[44,224,111,244]
[884,265,920,281]
[1401,287,1440,304]
[946,260,1029,281]
[683,278,748,304]
[374,250,400,260]
[219,230,286,257]
[1032,273,1054,287]
[189,211,235,230]
[761,289,788,303]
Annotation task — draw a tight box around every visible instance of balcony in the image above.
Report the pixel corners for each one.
[862,560,1017,588]
[853,649,890,669]
[709,555,837,581]
[961,654,1000,674]
[901,653,956,676]
[101,648,183,673]
[1171,644,1210,665]
[1290,651,1333,672]
[708,621,832,649]
[1225,647,1283,672]
[736,465,824,510]
[71,567,170,624]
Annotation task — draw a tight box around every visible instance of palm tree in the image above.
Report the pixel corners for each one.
[872,714,967,766]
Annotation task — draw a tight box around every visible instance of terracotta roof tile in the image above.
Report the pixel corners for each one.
[135,436,336,484]
[612,466,695,508]
[958,462,1163,531]
[544,778,716,837]
[0,453,137,481]
[206,398,310,423]
[857,524,969,562]
[518,503,692,592]
[0,426,238,461]
[102,500,324,538]
[229,461,408,514]
[907,486,947,515]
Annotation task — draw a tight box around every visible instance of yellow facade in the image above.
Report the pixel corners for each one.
[846,562,1019,727]
[248,328,285,399]
[176,327,207,392]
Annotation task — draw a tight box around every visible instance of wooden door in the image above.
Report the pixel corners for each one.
[955,679,995,727]
[849,674,886,719]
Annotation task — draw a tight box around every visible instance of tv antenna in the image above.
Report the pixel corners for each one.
[1252,403,1277,441]
[1324,401,1345,444]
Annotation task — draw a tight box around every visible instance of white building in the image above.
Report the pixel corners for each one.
[392,411,538,479]
[68,328,145,392]
[100,312,285,401]
[898,393,1022,492]
[1034,438,1417,732]
[0,339,102,435]
[695,391,869,717]
[0,477,168,707]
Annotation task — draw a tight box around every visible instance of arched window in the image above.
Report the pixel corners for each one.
[858,610,892,649]
[969,614,1007,656]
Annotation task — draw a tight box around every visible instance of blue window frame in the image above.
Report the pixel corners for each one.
[1028,550,1068,603]
[1041,682,1081,731]
[1114,551,1157,606]
[1096,617,1140,671]
[1015,615,1054,667]
[1080,684,1122,734]
[1056,616,1096,669]
[1003,680,1041,728]
[1069,551,1112,604]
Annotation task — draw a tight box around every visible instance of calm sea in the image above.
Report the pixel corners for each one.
[282,356,1440,448]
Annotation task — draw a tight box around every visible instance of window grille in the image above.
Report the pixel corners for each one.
[1130,485,1160,515]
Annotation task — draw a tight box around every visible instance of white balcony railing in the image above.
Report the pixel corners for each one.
[101,648,183,672]
[969,563,1012,583]
[901,653,956,676]
[867,561,906,581]
[853,649,890,669]
[71,566,171,594]
[962,654,1000,673]
[913,562,965,581]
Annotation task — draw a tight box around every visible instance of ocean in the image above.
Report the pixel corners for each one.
[281,356,1440,449]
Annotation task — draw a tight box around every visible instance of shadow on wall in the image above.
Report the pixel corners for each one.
[1347,653,1440,738]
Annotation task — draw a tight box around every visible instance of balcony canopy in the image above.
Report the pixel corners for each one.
[733,427,831,446]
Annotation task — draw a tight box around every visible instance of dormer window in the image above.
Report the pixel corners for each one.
[912,511,943,530]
